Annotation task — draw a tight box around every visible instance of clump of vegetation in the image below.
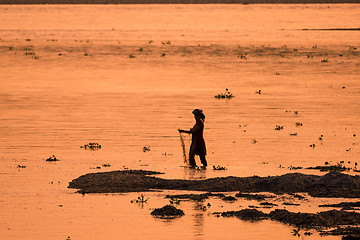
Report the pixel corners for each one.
[321,59,329,62]
[292,227,301,237]
[142,146,151,152]
[214,88,234,99]
[169,197,180,205]
[45,155,59,162]
[307,161,351,172]
[238,53,247,59]
[195,202,211,211]
[131,194,148,204]
[290,133,298,136]
[161,40,171,45]
[81,142,101,150]
[17,165,26,168]
[295,122,303,127]
[289,166,303,170]
[129,54,135,58]
[102,163,111,167]
[25,52,35,55]
[348,45,357,50]
[8,46,14,50]
[255,90,261,94]
[274,125,284,130]
[213,165,227,170]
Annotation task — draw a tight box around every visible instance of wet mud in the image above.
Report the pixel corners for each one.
[165,192,225,201]
[68,170,360,198]
[218,208,360,236]
[150,205,184,218]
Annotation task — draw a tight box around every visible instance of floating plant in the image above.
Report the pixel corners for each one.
[169,197,180,205]
[25,38,31,41]
[195,202,208,211]
[289,166,303,170]
[274,125,284,130]
[129,54,135,58]
[295,122,303,127]
[142,146,151,152]
[8,46,14,50]
[45,155,59,162]
[214,88,234,99]
[81,142,101,150]
[292,227,301,237]
[213,165,227,170]
[131,194,148,204]
[238,54,247,59]
[321,59,329,62]
[290,133,298,136]
[17,165,26,168]
[161,40,171,45]
[102,163,111,167]
[160,53,166,57]
[306,161,351,172]
[255,90,261,94]
[310,144,316,148]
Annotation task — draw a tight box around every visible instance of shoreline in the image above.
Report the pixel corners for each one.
[1,0,360,4]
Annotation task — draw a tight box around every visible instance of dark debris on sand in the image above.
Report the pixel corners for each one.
[68,170,360,198]
[151,205,184,218]
[235,192,274,201]
[165,192,225,201]
[218,208,360,234]
[218,208,268,221]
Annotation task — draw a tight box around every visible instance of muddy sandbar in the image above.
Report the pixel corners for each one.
[68,170,360,198]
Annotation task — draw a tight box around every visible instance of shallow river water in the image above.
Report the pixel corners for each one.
[0,4,359,240]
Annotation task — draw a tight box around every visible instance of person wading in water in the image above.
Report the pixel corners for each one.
[178,109,207,168]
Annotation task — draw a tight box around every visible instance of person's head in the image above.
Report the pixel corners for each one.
[192,109,205,122]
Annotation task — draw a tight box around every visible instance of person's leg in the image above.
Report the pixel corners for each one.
[200,154,207,167]
[189,145,196,167]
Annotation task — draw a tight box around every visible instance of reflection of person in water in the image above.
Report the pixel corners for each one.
[178,109,207,168]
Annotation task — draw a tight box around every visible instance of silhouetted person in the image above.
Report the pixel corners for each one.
[179,109,207,168]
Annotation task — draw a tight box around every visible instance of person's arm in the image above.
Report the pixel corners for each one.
[178,129,191,134]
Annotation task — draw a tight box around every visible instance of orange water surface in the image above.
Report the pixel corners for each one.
[0,4,359,240]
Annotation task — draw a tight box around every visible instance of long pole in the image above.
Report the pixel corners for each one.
[179,132,188,163]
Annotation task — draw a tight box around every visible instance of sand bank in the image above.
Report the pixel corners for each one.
[68,170,360,198]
